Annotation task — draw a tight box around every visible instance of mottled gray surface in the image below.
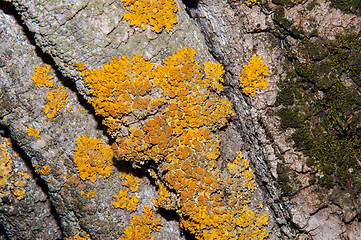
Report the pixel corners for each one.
[0,3,184,239]
[186,0,361,239]
[1,0,360,239]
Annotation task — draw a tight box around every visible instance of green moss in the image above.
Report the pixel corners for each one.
[306,0,318,10]
[318,174,334,188]
[277,108,302,129]
[275,82,294,106]
[328,0,361,14]
[308,174,316,185]
[277,163,293,195]
[273,7,293,30]
[328,32,361,87]
[276,31,361,195]
[294,60,314,78]
[272,0,297,7]
[303,39,329,61]
[306,158,315,168]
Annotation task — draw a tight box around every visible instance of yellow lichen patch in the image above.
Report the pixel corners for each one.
[150,169,176,210]
[119,172,141,193]
[44,86,69,118]
[30,65,54,87]
[12,171,29,201]
[81,54,156,127]
[0,141,12,196]
[112,189,139,211]
[79,48,268,239]
[73,62,87,72]
[66,105,73,113]
[203,61,224,93]
[85,190,97,198]
[66,229,92,240]
[73,135,113,182]
[119,205,162,240]
[0,140,30,201]
[27,126,40,138]
[122,0,178,33]
[33,164,51,175]
[78,106,86,113]
[239,55,269,97]
[244,0,258,6]
[153,182,175,211]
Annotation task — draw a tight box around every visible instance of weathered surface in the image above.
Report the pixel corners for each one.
[1,0,288,238]
[1,0,360,239]
[186,0,361,239]
[0,3,184,239]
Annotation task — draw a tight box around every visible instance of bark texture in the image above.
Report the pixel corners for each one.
[0,0,360,239]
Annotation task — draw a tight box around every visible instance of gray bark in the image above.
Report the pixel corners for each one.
[1,0,360,239]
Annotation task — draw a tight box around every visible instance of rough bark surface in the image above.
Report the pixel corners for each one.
[186,0,361,239]
[0,0,360,239]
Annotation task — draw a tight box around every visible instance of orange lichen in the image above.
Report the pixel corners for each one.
[27,127,40,137]
[79,48,268,239]
[78,106,86,113]
[0,140,29,201]
[66,229,92,240]
[66,13,74,19]
[244,0,258,6]
[203,61,224,93]
[119,205,162,240]
[44,86,69,118]
[121,0,178,33]
[66,105,73,113]
[0,141,12,197]
[73,135,113,182]
[33,164,51,175]
[73,62,87,72]
[119,172,141,193]
[86,190,97,198]
[239,55,269,97]
[30,65,54,87]
[64,175,80,188]
[112,189,139,211]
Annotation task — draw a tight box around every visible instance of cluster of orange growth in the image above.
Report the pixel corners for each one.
[30,65,54,87]
[119,205,162,240]
[66,229,92,240]
[0,139,29,201]
[244,0,258,6]
[81,189,97,198]
[112,188,139,211]
[33,164,51,175]
[27,127,40,138]
[150,169,176,210]
[31,64,71,119]
[112,172,141,211]
[121,0,178,33]
[73,135,113,182]
[119,172,141,192]
[0,140,13,198]
[44,86,69,118]
[80,47,268,239]
[239,55,269,97]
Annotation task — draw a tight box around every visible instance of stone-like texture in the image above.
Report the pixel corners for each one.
[0,135,62,239]
[186,0,361,239]
[0,4,183,239]
[1,0,288,238]
[1,0,360,239]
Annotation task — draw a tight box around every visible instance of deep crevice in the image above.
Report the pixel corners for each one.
[0,223,10,240]
[182,0,200,9]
